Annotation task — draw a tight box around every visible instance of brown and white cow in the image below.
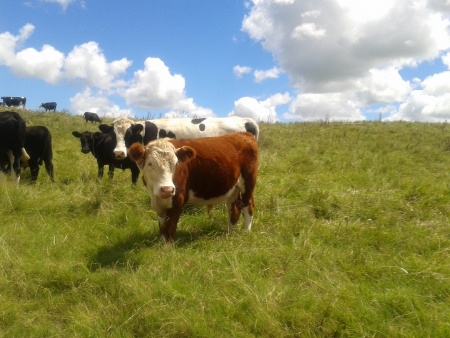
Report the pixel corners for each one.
[128,132,258,243]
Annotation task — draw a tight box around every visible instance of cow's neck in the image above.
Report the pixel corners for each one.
[143,121,159,144]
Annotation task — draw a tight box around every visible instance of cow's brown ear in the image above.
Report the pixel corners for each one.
[128,143,146,165]
[175,146,196,163]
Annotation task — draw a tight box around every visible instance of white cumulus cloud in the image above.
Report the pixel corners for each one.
[242,0,450,121]
[0,24,35,66]
[286,92,365,121]
[64,41,131,89]
[229,92,291,122]
[254,67,284,82]
[233,65,252,78]
[70,88,133,118]
[42,0,76,11]
[122,57,210,117]
[0,25,131,89]
[122,57,186,110]
[0,25,208,117]
[291,23,326,40]
[9,44,64,84]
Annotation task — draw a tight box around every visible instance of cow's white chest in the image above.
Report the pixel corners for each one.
[151,193,173,217]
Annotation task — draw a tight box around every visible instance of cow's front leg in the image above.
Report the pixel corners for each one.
[130,166,140,185]
[159,210,181,243]
[108,164,114,179]
[97,164,104,178]
[155,210,172,243]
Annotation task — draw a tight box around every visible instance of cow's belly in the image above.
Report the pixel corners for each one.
[187,175,245,205]
[188,186,239,205]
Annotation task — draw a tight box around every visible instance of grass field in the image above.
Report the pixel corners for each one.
[0,108,449,337]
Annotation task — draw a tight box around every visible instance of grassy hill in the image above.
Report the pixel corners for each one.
[1,108,449,336]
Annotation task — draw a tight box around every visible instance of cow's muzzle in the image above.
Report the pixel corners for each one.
[159,186,175,199]
[114,150,126,159]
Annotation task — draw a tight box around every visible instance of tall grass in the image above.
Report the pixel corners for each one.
[0,108,449,336]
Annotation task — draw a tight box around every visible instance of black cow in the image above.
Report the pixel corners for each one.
[83,112,102,123]
[1,96,26,108]
[72,130,139,184]
[0,111,27,180]
[39,102,57,112]
[21,126,54,182]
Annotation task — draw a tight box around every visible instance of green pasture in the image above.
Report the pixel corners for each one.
[0,108,449,337]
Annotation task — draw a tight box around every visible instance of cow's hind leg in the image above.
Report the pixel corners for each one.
[9,149,21,183]
[45,160,54,182]
[227,196,243,232]
[242,197,255,231]
[241,177,256,231]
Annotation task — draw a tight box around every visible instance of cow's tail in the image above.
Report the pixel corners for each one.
[245,120,260,141]
[42,127,53,166]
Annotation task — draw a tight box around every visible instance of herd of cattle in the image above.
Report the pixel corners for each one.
[0,108,259,242]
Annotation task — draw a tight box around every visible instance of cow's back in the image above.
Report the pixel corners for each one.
[149,117,259,140]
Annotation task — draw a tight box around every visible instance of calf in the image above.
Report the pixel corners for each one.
[72,130,139,184]
[0,111,28,181]
[1,126,54,182]
[83,112,102,123]
[39,102,57,112]
[21,126,54,182]
[128,132,258,243]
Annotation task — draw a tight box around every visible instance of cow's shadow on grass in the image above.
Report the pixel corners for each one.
[88,220,228,271]
[88,230,156,271]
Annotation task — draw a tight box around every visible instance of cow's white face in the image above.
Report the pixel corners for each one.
[129,140,196,200]
[113,117,134,159]
[140,141,179,199]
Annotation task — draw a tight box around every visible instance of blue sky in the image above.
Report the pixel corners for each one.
[1,0,450,122]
